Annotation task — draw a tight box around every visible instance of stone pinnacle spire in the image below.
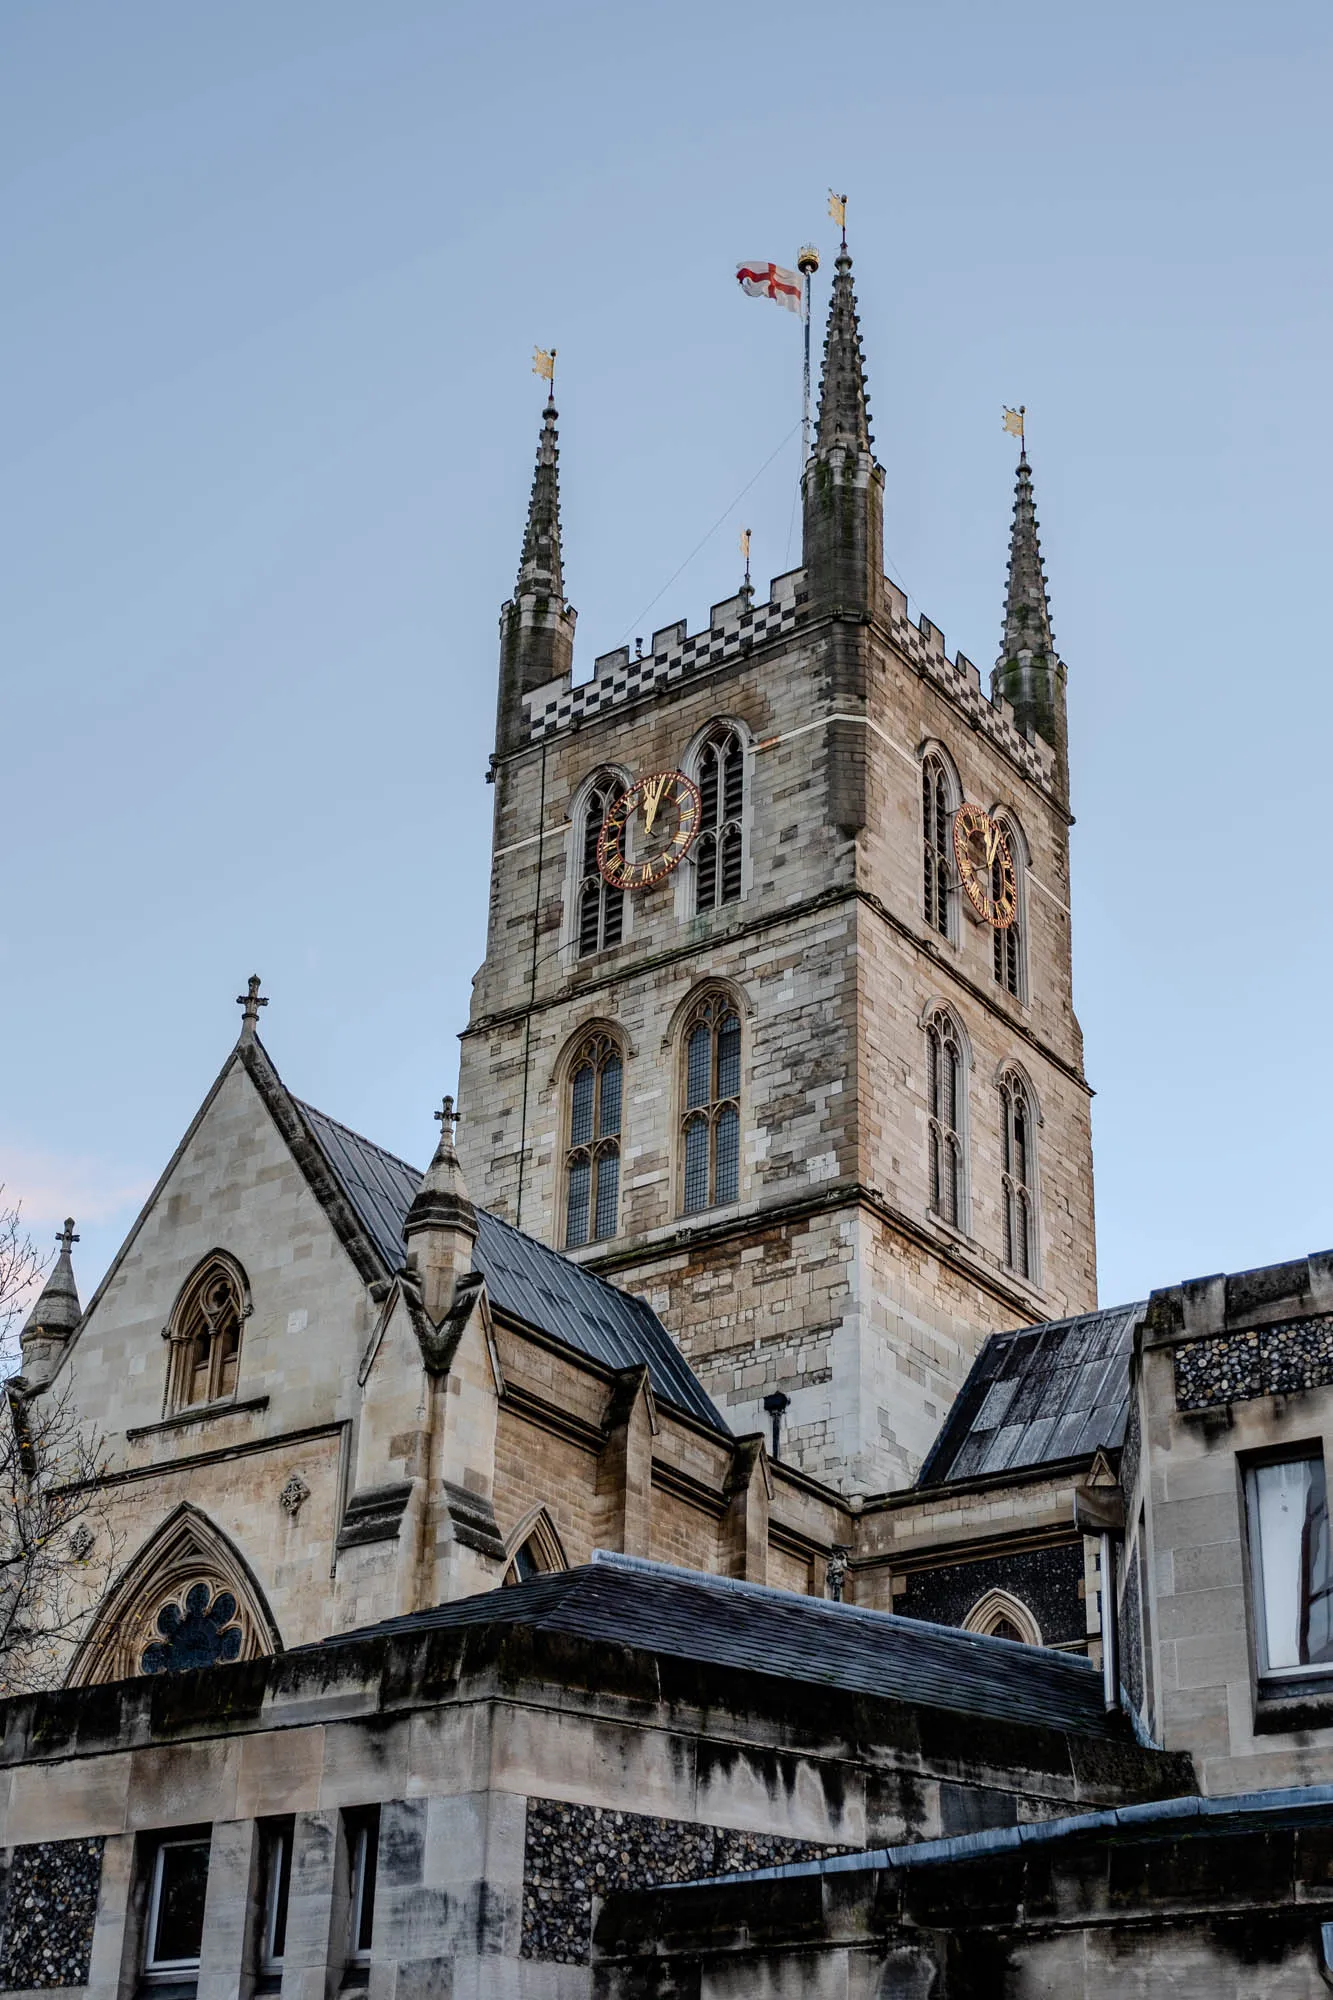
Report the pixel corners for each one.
[991,447,1069,803]
[814,247,873,455]
[496,394,577,756]
[403,1096,479,1324]
[801,241,884,625]
[517,393,565,601]
[19,1218,82,1385]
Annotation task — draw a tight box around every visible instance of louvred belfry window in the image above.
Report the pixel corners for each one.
[926,1012,965,1226]
[578,778,624,957]
[999,1068,1036,1278]
[993,821,1024,998]
[564,1032,623,1247]
[681,993,742,1213]
[695,729,744,912]
[922,754,952,936]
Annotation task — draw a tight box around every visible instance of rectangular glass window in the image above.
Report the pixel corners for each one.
[346,1809,380,1963]
[145,1837,211,1973]
[1247,1454,1333,1672]
[259,1821,293,1973]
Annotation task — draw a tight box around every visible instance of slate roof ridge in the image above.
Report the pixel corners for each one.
[338,1552,1125,1739]
[587,1550,1096,1665]
[294,1097,726,1433]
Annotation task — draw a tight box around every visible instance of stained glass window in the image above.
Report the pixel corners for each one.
[681,992,742,1213]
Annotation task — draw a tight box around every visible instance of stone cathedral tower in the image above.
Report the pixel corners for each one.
[458,248,1095,1494]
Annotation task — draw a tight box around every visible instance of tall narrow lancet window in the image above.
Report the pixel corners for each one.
[992,819,1025,999]
[681,993,742,1213]
[925,1012,966,1227]
[999,1069,1036,1279]
[168,1256,247,1412]
[563,1032,623,1247]
[695,728,744,912]
[577,778,624,957]
[922,754,953,937]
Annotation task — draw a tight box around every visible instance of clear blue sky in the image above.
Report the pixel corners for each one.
[4,0,1331,1313]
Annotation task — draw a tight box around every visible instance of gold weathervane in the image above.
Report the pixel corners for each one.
[533,346,556,385]
[1002,404,1026,441]
[827,190,847,233]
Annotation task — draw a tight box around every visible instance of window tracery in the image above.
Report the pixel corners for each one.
[563,1031,623,1247]
[140,1582,244,1674]
[963,1587,1042,1646]
[922,753,954,938]
[694,727,744,913]
[681,991,741,1213]
[926,1010,967,1227]
[577,776,624,957]
[167,1255,246,1412]
[999,1068,1036,1280]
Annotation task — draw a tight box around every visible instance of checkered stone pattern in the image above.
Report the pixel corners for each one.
[887,606,1054,791]
[525,595,801,741]
[1174,1314,1333,1411]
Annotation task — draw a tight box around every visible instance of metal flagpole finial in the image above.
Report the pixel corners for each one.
[236,975,268,1033]
[533,347,556,399]
[827,190,848,247]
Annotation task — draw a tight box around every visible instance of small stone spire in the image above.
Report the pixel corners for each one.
[814,248,873,456]
[991,447,1069,803]
[496,395,577,756]
[801,241,885,622]
[19,1219,82,1384]
[403,1096,479,1324]
[518,394,565,601]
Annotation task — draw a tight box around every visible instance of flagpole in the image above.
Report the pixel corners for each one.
[797,245,820,459]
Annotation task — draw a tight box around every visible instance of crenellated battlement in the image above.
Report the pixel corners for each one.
[523,568,805,741]
[522,569,1054,793]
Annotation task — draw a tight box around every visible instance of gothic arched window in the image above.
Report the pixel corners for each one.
[563,1031,623,1247]
[926,1011,967,1227]
[922,753,954,937]
[168,1255,247,1412]
[695,727,744,913]
[963,1587,1042,1647]
[999,1068,1036,1280]
[681,992,742,1214]
[577,776,624,958]
[992,815,1026,1000]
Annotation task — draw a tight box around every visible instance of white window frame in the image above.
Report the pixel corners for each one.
[144,1836,211,1976]
[346,1811,380,1966]
[1245,1450,1333,1680]
[258,1822,293,1975]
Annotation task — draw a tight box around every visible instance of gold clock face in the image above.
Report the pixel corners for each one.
[597,770,702,891]
[952,803,1017,930]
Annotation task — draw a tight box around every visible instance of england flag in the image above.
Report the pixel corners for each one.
[735,261,803,315]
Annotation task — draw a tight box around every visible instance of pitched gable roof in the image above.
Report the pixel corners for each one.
[295,1100,726,1435]
[916,1302,1143,1487]
[344,1551,1124,1740]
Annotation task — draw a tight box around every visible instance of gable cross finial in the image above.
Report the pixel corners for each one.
[236,975,268,1034]
[434,1095,460,1144]
[56,1218,79,1256]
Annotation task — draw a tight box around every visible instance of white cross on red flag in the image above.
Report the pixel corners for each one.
[735,261,803,315]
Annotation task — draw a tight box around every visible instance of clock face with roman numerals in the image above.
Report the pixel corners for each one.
[597,770,702,891]
[952,803,1017,930]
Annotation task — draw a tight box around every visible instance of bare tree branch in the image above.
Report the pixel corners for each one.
[0,1195,117,1694]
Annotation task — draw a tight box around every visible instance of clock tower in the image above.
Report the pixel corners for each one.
[457,250,1096,1495]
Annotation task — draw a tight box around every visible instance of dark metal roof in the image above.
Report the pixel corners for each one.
[341,1550,1124,1740]
[917,1302,1145,1487]
[296,1100,726,1435]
